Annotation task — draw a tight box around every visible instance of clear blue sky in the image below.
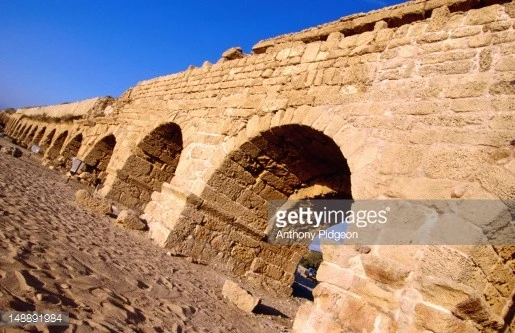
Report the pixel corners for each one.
[0,0,406,109]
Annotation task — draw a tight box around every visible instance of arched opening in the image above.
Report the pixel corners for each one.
[45,131,68,164]
[11,122,22,136]
[25,126,38,147]
[9,119,21,132]
[109,123,183,209]
[169,124,352,296]
[34,127,47,146]
[83,134,117,186]
[20,125,33,144]
[41,129,56,153]
[14,124,26,138]
[60,133,83,169]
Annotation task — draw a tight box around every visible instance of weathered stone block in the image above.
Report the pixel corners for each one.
[222,47,244,61]
[495,56,515,71]
[362,255,410,287]
[465,5,504,26]
[424,147,488,180]
[414,303,478,333]
[417,275,477,309]
[301,42,321,63]
[417,31,449,44]
[419,60,473,76]
[451,98,491,112]
[380,144,424,175]
[116,209,146,230]
[221,280,261,313]
[75,189,112,215]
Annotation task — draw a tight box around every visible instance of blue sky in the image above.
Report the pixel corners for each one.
[0,0,406,109]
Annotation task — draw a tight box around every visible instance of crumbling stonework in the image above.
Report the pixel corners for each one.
[1,0,514,331]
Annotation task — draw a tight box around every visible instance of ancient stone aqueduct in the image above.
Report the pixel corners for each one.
[1,0,514,331]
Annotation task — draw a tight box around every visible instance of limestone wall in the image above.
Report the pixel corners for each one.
[1,0,514,331]
[15,97,115,119]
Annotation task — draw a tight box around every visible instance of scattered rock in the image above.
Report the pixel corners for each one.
[355,245,371,254]
[12,147,22,158]
[111,205,121,217]
[116,210,146,230]
[451,185,467,198]
[75,189,112,215]
[185,256,206,265]
[222,47,244,60]
[1,146,22,158]
[222,280,261,313]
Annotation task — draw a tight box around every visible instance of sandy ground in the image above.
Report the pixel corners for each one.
[0,136,305,333]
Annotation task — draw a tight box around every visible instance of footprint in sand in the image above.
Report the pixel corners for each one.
[14,270,44,292]
[166,303,197,321]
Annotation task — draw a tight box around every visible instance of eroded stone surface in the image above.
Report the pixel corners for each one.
[1,0,514,331]
[116,209,146,230]
[222,280,261,313]
[75,189,112,215]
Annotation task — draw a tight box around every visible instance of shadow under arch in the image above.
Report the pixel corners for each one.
[166,124,352,296]
[13,123,26,139]
[33,127,47,146]
[60,133,83,169]
[40,129,56,153]
[109,122,183,209]
[82,134,117,186]
[11,121,23,137]
[20,125,33,144]
[45,131,68,164]
[24,126,38,147]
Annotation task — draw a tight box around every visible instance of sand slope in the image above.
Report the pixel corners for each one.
[0,144,299,333]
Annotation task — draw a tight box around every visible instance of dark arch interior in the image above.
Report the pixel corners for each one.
[12,122,23,136]
[20,125,33,145]
[41,129,56,153]
[14,124,26,138]
[34,127,47,146]
[83,134,117,186]
[110,122,183,209]
[46,131,68,163]
[25,126,38,147]
[61,133,83,169]
[172,124,352,296]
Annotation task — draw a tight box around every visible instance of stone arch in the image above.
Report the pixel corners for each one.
[20,125,33,143]
[45,131,68,162]
[109,122,183,209]
[41,129,56,153]
[14,123,26,138]
[60,133,83,169]
[82,134,117,185]
[12,119,25,136]
[11,123,20,137]
[33,127,47,146]
[25,126,38,147]
[168,124,352,295]
[11,121,22,136]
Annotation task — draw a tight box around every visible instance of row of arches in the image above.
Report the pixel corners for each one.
[6,117,353,296]
[163,124,352,295]
[8,120,189,211]
[6,121,118,189]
